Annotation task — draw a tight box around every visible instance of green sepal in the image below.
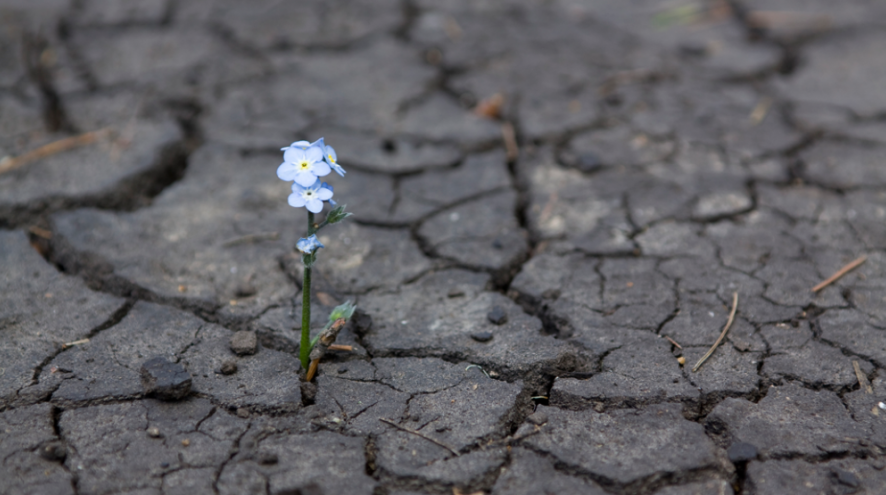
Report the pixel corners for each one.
[326,204,353,225]
[328,300,356,324]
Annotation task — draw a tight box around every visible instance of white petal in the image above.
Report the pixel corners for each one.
[283,147,305,164]
[306,199,323,213]
[294,172,318,187]
[312,161,331,176]
[288,193,306,207]
[305,145,324,163]
[277,162,297,181]
[316,188,333,201]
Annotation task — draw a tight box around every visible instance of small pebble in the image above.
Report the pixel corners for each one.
[256,452,278,465]
[181,439,190,447]
[230,330,258,356]
[879,402,886,410]
[677,356,686,365]
[487,306,508,325]
[337,366,348,374]
[147,427,161,438]
[447,288,465,298]
[234,281,257,298]
[237,407,250,419]
[833,468,860,488]
[470,331,494,343]
[527,412,548,426]
[160,462,170,468]
[140,357,192,401]
[220,360,238,375]
[39,442,66,461]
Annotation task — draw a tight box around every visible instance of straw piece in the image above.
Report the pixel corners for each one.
[812,255,867,293]
[692,292,738,372]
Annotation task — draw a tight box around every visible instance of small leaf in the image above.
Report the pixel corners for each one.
[328,300,356,324]
[326,204,353,225]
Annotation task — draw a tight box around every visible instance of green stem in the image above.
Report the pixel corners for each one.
[299,211,316,369]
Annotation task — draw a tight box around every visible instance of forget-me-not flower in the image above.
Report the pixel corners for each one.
[296,234,324,254]
[288,180,334,213]
[278,139,331,187]
[323,143,346,177]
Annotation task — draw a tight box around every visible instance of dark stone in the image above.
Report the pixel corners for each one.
[234,281,257,298]
[220,360,238,375]
[230,330,258,356]
[832,467,861,487]
[726,441,758,463]
[487,306,508,325]
[470,331,493,343]
[256,452,278,465]
[140,357,192,401]
[39,442,67,461]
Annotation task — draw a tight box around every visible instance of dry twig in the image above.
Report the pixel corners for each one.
[62,338,90,349]
[853,360,873,395]
[501,122,519,160]
[28,226,52,240]
[0,128,112,176]
[379,418,459,456]
[664,336,683,349]
[692,292,738,372]
[306,359,319,382]
[305,318,349,381]
[748,97,772,125]
[812,255,867,293]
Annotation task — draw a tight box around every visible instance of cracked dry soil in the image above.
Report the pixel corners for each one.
[3,1,886,494]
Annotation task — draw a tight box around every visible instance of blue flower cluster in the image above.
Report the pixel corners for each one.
[277,138,345,214]
[296,234,324,254]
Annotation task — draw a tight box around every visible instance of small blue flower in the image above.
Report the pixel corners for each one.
[277,139,331,187]
[288,179,334,213]
[296,234,324,254]
[320,182,337,206]
[323,144,346,177]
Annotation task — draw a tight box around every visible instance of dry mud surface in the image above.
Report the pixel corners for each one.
[2,1,886,494]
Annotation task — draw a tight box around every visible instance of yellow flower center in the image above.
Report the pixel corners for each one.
[299,161,310,170]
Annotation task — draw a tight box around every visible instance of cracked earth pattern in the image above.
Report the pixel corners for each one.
[2,1,886,494]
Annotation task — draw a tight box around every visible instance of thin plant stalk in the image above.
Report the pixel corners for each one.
[299,211,316,369]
